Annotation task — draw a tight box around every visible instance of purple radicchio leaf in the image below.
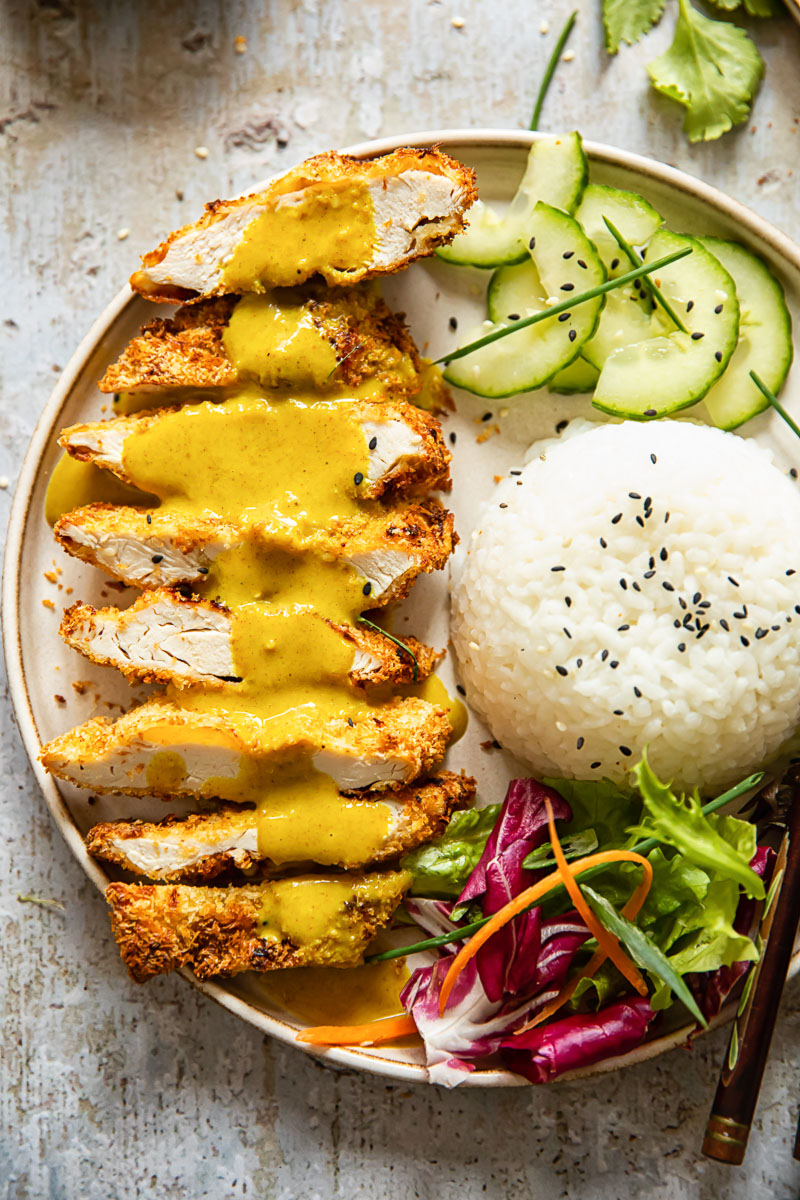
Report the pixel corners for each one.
[689,843,775,1022]
[457,778,572,1001]
[401,912,589,1087]
[499,995,656,1085]
[404,897,460,942]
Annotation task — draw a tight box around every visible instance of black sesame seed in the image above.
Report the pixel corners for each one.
[577,658,583,668]
[600,537,607,549]
[660,548,668,562]
[693,592,701,605]
[644,409,657,417]
[792,469,798,480]
[449,316,458,331]
[499,503,508,510]
[354,472,364,485]
[795,606,800,615]
[363,582,372,596]
[741,636,750,647]
[788,569,796,576]
[720,619,730,631]
[510,469,522,476]
[368,436,378,450]
[482,411,493,422]
[755,628,768,640]
[507,313,520,321]
[629,492,642,500]
[601,650,609,662]
[146,514,152,524]
[565,596,572,607]
[563,250,574,259]
[198,566,209,575]
[529,236,536,249]
[678,597,687,611]
[563,628,572,639]
[715,351,723,363]
[634,686,642,698]
[686,300,694,312]
[649,556,656,569]
[714,304,723,314]
[636,516,645,527]
[632,581,641,592]
[578,259,587,269]
[650,453,657,464]
[664,512,670,523]
[449,432,457,445]
[662,581,675,592]
[728,576,739,587]
[556,665,568,677]
[348,717,354,727]
[644,570,656,579]
[577,736,585,749]
[683,614,694,628]
[556,419,569,433]
[609,660,619,669]
[612,513,622,525]
[611,258,620,270]
[456,684,466,696]
[691,331,704,341]
[558,312,571,323]
[618,624,630,632]
[151,554,163,563]
[551,565,566,572]
[674,619,682,629]
[620,746,632,757]
[620,579,628,590]
[678,643,686,652]
[561,282,575,292]
[568,329,577,342]
[591,761,601,769]
[698,600,711,610]
[772,624,781,632]
[734,610,746,619]
[614,710,623,716]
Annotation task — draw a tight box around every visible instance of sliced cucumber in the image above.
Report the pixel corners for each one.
[699,237,793,430]
[577,184,666,371]
[444,203,605,399]
[437,133,588,269]
[549,356,600,394]
[592,230,740,420]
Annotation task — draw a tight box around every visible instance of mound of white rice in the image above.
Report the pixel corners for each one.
[452,420,800,794]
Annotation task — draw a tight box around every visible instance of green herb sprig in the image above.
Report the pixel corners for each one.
[530,10,578,133]
[750,371,800,443]
[433,246,692,367]
[358,616,420,683]
[368,771,762,963]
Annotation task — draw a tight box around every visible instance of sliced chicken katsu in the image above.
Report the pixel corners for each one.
[59,395,451,502]
[106,870,410,982]
[130,148,477,302]
[60,589,442,689]
[40,695,452,799]
[86,772,475,880]
[98,289,439,401]
[53,499,455,598]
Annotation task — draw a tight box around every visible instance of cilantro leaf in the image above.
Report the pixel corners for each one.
[647,0,764,142]
[603,0,666,53]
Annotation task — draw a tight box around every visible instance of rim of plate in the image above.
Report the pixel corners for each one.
[5,128,800,1088]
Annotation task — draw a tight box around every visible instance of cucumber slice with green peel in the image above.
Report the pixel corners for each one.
[443,202,605,399]
[575,183,663,274]
[549,356,600,394]
[698,237,793,430]
[577,184,666,371]
[436,132,588,269]
[592,229,740,420]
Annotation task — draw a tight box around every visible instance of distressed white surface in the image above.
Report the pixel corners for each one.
[2,0,800,1196]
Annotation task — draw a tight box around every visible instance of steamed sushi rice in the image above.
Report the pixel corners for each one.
[452,420,800,794]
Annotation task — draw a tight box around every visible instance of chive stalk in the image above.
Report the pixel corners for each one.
[358,616,419,682]
[368,771,764,963]
[750,370,800,442]
[530,10,578,133]
[602,215,689,334]
[434,246,693,366]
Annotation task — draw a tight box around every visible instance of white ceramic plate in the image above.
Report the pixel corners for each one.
[5,130,800,1087]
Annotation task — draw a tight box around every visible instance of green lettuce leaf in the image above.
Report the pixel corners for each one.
[570,960,625,1011]
[603,0,666,53]
[630,753,764,899]
[647,0,764,142]
[545,777,639,850]
[660,877,759,975]
[401,804,500,897]
[582,885,708,1026]
[523,828,599,870]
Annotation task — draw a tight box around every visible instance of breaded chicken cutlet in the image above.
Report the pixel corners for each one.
[107,870,410,982]
[130,147,477,302]
[86,772,475,880]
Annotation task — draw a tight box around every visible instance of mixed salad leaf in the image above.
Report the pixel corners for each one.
[399,756,769,1086]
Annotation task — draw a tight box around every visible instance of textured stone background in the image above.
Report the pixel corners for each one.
[3,1,800,1196]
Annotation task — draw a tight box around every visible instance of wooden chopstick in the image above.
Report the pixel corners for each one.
[702,774,800,1165]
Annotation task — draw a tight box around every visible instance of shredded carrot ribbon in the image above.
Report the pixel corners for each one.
[512,800,654,1035]
[438,842,653,1016]
[297,1014,417,1046]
